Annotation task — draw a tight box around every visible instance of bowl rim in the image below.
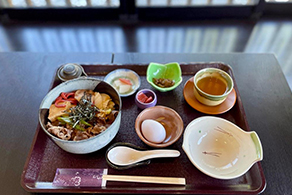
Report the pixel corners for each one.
[146,62,182,92]
[193,68,234,99]
[104,68,141,97]
[135,89,157,105]
[38,77,122,143]
[135,105,184,148]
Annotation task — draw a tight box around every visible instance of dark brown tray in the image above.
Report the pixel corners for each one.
[21,63,266,194]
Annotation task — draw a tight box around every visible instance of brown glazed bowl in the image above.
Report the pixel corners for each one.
[135,106,184,148]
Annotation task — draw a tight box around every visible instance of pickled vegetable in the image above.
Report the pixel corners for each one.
[153,78,175,88]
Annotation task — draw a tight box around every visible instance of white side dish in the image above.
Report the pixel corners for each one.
[104,69,141,97]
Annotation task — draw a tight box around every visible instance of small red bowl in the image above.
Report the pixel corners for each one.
[135,89,157,109]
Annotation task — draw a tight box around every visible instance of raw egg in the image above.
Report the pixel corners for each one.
[141,119,166,143]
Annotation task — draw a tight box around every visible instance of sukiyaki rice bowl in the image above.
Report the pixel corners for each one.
[39,77,122,154]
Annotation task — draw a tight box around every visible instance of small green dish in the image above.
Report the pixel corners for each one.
[146,62,182,92]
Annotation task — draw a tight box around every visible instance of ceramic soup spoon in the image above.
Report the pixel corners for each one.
[107,146,180,166]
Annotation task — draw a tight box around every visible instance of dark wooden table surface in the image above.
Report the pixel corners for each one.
[1,52,291,195]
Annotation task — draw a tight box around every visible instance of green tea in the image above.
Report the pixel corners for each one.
[197,76,227,95]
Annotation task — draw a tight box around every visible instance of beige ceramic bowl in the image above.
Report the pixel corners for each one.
[39,77,122,154]
[135,106,184,148]
[193,68,234,106]
[182,116,263,179]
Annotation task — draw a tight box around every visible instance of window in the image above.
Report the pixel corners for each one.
[136,0,260,7]
[0,0,120,8]
[1,0,291,20]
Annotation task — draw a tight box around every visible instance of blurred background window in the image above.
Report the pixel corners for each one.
[0,0,292,89]
[266,0,292,2]
[0,0,291,9]
[0,0,120,8]
[136,0,260,7]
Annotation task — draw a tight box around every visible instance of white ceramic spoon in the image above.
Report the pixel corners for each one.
[107,146,180,166]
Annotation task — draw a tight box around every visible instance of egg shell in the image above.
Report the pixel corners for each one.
[141,119,166,143]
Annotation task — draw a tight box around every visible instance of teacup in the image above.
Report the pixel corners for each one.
[193,68,233,106]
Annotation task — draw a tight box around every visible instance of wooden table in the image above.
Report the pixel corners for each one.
[1,52,291,194]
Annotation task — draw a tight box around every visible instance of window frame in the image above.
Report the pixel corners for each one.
[0,0,290,21]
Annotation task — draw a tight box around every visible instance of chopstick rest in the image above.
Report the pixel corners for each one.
[52,168,185,187]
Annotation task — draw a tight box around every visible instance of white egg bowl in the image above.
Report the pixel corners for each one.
[104,69,141,97]
[182,116,263,180]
